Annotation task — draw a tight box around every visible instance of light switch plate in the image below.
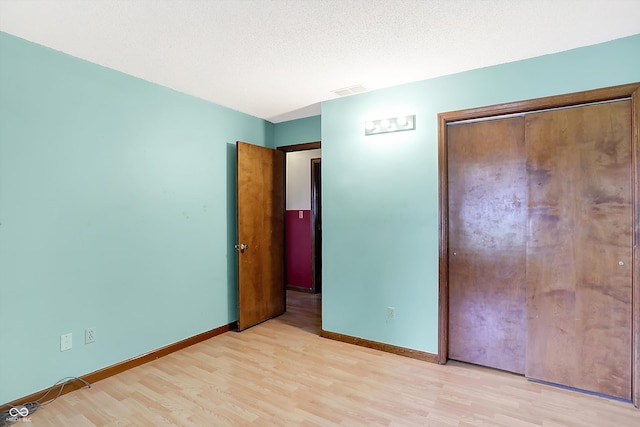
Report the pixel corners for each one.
[60,333,72,351]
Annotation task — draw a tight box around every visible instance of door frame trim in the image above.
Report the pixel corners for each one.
[437,82,640,407]
[278,141,321,152]
[310,157,322,294]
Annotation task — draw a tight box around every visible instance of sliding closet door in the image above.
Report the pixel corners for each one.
[448,117,527,374]
[525,100,632,399]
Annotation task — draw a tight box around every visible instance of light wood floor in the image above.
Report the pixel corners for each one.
[26,291,639,426]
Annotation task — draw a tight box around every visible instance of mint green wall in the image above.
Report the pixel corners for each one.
[0,32,273,404]
[273,115,321,147]
[320,34,640,354]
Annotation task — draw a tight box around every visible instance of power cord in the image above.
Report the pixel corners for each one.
[0,377,91,426]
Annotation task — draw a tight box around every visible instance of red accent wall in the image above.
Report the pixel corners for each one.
[286,210,312,289]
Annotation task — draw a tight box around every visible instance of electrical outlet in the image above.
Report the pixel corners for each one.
[85,327,96,344]
[387,307,396,321]
[60,333,72,351]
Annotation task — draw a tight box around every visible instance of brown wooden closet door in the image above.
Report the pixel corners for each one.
[525,100,632,399]
[448,117,527,374]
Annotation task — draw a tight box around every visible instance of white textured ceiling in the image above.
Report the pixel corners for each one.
[1,0,639,123]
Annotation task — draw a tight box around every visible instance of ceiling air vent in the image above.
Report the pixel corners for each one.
[332,84,367,97]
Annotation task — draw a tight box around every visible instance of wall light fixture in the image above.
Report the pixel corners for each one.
[365,115,416,136]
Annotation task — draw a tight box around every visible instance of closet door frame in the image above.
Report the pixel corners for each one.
[437,82,640,407]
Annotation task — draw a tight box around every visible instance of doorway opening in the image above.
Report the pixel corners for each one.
[278,142,322,333]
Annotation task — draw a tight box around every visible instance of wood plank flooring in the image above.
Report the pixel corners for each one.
[24,291,639,426]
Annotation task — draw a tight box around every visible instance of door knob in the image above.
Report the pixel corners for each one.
[235,243,249,251]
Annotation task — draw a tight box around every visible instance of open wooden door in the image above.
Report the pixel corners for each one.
[311,158,322,294]
[236,141,285,331]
